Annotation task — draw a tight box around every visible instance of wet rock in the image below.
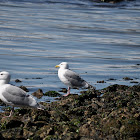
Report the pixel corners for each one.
[32,89,44,99]
[59,88,67,93]
[44,91,61,97]
[103,84,129,92]
[107,78,116,81]
[79,123,96,137]
[97,80,106,83]
[130,81,139,83]
[128,85,140,92]
[25,77,42,79]
[103,84,118,92]
[5,120,24,129]
[79,89,97,100]
[32,77,42,79]
[15,79,22,83]
[123,77,133,80]
[19,85,29,92]
[0,84,140,139]
[0,133,4,140]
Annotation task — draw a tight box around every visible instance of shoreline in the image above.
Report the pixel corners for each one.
[0,84,140,140]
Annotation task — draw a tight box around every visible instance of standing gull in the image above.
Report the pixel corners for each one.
[55,62,94,96]
[0,71,44,117]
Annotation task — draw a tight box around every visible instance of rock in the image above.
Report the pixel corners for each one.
[15,79,22,83]
[123,77,133,80]
[120,125,125,133]
[23,129,34,138]
[108,78,116,80]
[129,85,140,92]
[44,91,61,97]
[19,85,29,92]
[130,81,139,83]
[103,84,129,92]
[59,88,67,93]
[97,80,106,83]
[32,89,44,99]
[0,84,140,139]
[79,124,96,137]
[0,133,4,140]
[5,120,24,129]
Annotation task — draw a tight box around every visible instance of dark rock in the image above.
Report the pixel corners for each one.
[130,81,139,83]
[14,109,30,116]
[15,79,22,83]
[32,77,42,79]
[123,77,133,80]
[129,85,140,92]
[0,84,140,139]
[103,84,129,92]
[97,80,106,83]
[32,89,43,99]
[32,110,51,122]
[19,86,29,92]
[59,88,67,93]
[79,124,96,137]
[44,91,61,97]
[0,133,4,140]
[5,120,24,129]
[108,78,116,80]
[25,77,42,79]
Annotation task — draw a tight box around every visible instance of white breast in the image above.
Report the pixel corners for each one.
[0,84,11,105]
[58,69,70,87]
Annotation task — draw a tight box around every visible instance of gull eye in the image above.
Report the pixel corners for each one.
[0,73,3,75]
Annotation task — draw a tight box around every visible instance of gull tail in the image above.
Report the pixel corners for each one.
[36,103,46,110]
[88,84,96,90]
[84,81,96,90]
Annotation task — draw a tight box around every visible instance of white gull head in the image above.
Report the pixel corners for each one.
[56,62,69,69]
[0,71,11,85]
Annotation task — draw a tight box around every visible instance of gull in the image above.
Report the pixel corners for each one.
[55,62,94,96]
[0,71,44,117]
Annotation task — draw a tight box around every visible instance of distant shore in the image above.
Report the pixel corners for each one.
[94,0,133,3]
[0,84,140,140]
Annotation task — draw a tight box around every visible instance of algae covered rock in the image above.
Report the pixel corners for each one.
[44,90,61,97]
[32,89,44,99]
[0,84,140,139]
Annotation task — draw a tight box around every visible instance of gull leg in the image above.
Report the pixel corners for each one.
[9,107,14,117]
[3,107,14,118]
[63,87,71,96]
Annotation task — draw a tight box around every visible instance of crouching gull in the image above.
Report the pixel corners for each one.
[0,71,45,117]
[55,62,95,96]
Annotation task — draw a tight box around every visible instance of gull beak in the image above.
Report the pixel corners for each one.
[55,65,60,68]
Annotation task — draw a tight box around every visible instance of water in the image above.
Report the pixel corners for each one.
[0,0,140,106]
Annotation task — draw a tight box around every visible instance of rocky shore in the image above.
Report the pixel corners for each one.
[0,84,140,140]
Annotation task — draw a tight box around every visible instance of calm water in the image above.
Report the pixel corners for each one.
[0,0,140,106]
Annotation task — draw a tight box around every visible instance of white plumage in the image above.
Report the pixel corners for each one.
[0,71,44,117]
[55,62,93,96]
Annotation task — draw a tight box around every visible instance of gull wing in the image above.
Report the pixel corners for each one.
[2,85,36,107]
[64,69,87,88]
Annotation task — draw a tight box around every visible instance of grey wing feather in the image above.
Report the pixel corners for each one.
[64,70,87,88]
[2,85,35,107]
